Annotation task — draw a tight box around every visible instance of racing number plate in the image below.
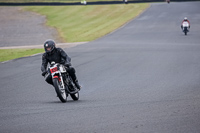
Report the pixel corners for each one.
[50,66,58,74]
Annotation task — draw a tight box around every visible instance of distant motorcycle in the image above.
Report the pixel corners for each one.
[166,0,170,3]
[182,21,190,35]
[44,62,79,103]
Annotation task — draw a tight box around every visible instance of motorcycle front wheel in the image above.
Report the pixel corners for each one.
[53,78,67,103]
[183,27,187,35]
[185,31,187,35]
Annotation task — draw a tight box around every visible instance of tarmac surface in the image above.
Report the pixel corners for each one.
[1,2,200,133]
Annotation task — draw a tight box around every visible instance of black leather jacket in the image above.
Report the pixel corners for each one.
[41,48,71,73]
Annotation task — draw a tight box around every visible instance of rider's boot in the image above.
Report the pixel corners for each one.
[74,79,81,90]
[68,67,81,90]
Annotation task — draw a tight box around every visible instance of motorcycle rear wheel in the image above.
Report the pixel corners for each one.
[70,92,79,101]
[53,78,67,103]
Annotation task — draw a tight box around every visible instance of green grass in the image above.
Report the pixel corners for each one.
[0,49,44,62]
[1,3,149,62]
[24,4,149,42]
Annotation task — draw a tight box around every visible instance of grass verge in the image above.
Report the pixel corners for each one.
[1,3,149,62]
[24,3,149,42]
[0,49,44,62]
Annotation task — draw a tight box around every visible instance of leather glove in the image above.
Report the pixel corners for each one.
[42,71,47,76]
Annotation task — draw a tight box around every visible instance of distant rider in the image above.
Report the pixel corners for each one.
[41,39,81,90]
[181,17,190,30]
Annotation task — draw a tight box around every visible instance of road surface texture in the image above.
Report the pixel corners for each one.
[1,2,200,133]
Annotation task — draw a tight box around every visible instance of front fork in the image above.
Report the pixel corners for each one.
[53,72,65,89]
[60,73,65,88]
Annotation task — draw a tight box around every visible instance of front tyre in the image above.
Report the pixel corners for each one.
[70,92,79,101]
[184,27,187,35]
[53,78,67,103]
[185,31,187,35]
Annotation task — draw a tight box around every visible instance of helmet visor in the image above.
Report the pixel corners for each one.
[44,43,54,52]
[46,47,52,52]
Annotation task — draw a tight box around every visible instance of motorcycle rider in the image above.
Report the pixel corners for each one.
[166,0,170,3]
[181,17,190,30]
[41,39,81,90]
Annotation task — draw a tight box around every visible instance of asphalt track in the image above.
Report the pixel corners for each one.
[1,2,200,133]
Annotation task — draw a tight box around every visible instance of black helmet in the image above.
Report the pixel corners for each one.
[44,39,55,54]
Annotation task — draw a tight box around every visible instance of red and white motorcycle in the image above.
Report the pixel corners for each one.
[45,62,79,103]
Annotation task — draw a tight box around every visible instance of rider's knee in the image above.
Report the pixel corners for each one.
[68,66,76,73]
